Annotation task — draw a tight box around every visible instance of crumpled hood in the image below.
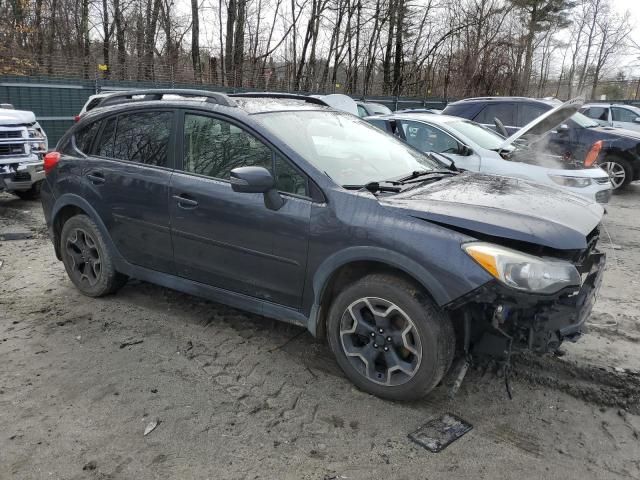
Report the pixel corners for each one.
[0,108,36,126]
[380,173,604,250]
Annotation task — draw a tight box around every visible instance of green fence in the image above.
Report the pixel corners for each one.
[0,76,448,146]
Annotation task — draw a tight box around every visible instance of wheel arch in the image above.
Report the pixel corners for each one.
[51,194,121,263]
[307,247,450,338]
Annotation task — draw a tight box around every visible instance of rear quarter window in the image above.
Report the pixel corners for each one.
[74,121,101,154]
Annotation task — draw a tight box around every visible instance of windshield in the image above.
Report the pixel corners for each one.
[570,112,599,128]
[255,110,443,187]
[446,120,506,150]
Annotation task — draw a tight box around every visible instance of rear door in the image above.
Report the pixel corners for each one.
[86,109,175,273]
[169,111,311,308]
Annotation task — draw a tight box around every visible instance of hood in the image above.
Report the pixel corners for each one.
[0,108,36,126]
[311,94,359,116]
[593,125,640,142]
[380,173,603,250]
[499,98,584,149]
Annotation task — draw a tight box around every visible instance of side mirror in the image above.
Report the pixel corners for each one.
[459,144,473,156]
[230,166,284,210]
[558,124,570,131]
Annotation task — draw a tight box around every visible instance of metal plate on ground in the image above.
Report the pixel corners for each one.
[408,413,473,452]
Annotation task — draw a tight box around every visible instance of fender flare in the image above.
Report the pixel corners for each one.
[306,246,450,336]
[51,193,125,265]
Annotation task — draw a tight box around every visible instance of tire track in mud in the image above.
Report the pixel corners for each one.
[513,353,640,414]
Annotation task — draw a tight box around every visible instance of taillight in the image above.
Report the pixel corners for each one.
[74,115,81,122]
[44,151,61,174]
[584,140,603,167]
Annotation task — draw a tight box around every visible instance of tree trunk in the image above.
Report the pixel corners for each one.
[191,0,201,82]
[225,0,236,85]
[102,0,111,78]
[233,0,246,86]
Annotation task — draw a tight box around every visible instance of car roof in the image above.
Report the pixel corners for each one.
[583,103,639,109]
[80,91,334,122]
[366,112,464,123]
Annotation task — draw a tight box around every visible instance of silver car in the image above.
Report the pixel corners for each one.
[580,103,640,132]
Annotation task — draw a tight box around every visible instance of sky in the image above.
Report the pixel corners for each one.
[612,0,640,72]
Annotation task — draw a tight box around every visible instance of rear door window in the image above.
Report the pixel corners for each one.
[95,111,173,167]
[474,103,516,127]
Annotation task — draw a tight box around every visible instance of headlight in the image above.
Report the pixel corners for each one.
[548,175,591,188]
[463,242,581,294]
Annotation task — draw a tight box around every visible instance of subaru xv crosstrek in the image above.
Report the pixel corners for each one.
[41,90,606,401]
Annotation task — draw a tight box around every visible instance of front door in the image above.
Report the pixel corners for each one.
[169,111,311,308]
[87,109,175,273]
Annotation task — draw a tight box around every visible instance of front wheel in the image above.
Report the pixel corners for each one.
[327,274,455,401]
[599,156,632,190]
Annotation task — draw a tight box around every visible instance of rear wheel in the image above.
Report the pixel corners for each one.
[327,274,455,401]
[13,180,42,200]
[599,156,632,190]
[60,214,127,297]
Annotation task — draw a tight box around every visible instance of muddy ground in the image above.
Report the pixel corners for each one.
[1,186,640,480]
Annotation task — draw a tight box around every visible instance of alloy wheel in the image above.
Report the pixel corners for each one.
[601,161,626,189]
[65,228,102,287]
[339,297,422,386]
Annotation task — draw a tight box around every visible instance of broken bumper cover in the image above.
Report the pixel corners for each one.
[452,249,606,356]
[534,250,606,348]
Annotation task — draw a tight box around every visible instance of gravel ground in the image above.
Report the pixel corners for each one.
[1,186,640,480]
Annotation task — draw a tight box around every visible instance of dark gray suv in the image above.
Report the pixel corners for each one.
[41,90,605,400]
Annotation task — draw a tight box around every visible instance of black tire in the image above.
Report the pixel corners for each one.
[13,180,42,200]
[60,214,127,297]
[599,156,632,191]
[326,273,455,401]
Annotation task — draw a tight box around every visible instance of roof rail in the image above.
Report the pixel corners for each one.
[95,89,237,109]
[228,92,328,107]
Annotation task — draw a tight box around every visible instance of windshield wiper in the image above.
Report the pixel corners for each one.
[343,181,401,193]
[395,170,457,183]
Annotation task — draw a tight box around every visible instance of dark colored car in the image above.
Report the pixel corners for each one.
[41,90,605,401]
[443,97,640,190]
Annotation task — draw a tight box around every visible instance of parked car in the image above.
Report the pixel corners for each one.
[41,90,605,401]
[579,103,640,132]
[396,108,443,114]
[366,100,612,203]
[356,101,392,117]
[0,106,48,199]
[442,96,640,190]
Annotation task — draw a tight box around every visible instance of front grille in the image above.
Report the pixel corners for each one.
[12,170,31,181]
[0,144,25,156]
[0,131,22,140]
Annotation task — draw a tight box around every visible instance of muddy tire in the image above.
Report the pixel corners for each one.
[599,156,632,191]
[326,273,455,401]
[60,214,127,297]
[13,180,42,200]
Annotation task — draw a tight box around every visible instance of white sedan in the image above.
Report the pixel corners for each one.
[366,100,612,204]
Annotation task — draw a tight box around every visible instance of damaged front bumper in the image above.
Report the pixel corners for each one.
[0,156,45,192]
[451,249,606,357]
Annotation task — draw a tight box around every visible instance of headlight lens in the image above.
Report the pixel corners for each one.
[463,242,581,294]
[548,175,591,188]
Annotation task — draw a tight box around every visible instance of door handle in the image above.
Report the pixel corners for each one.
[172,194,198,208]
[86,172,105,184]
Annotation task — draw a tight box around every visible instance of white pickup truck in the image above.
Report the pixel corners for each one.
[0,106,48,199]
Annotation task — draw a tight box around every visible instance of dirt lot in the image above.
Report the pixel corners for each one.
[1,186,640,480]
